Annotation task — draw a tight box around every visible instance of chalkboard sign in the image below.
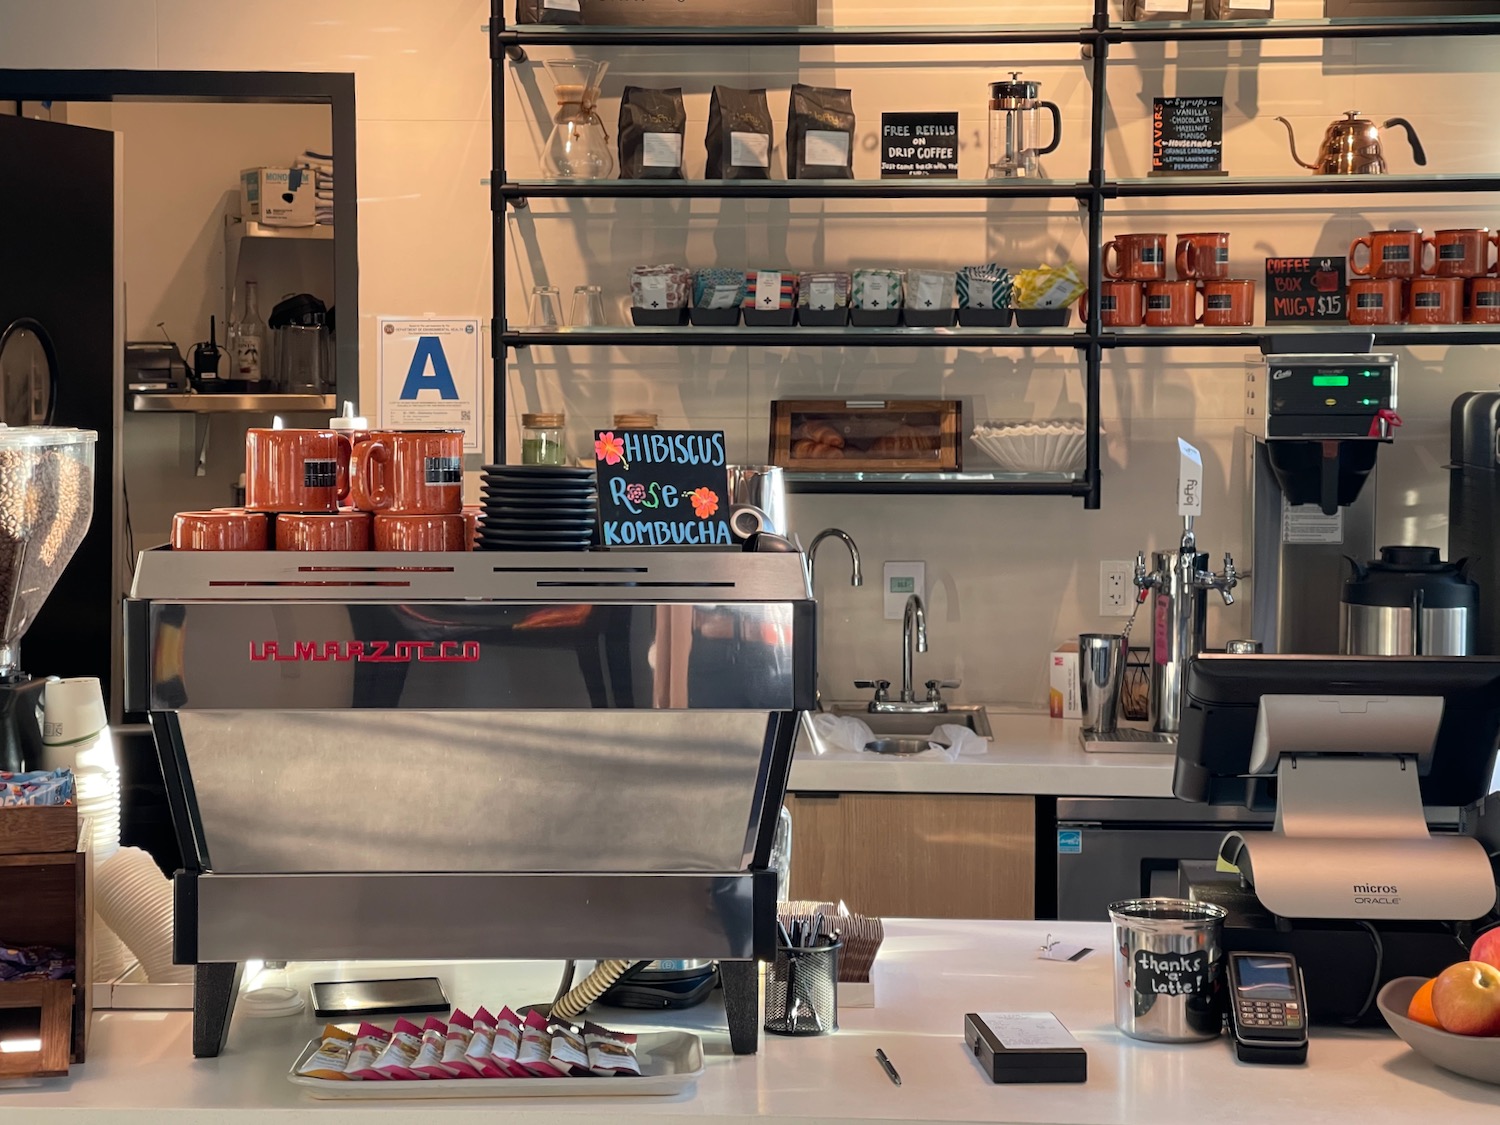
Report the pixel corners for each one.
[1151,97,1224,175]
[1132,949,1212,997]
[1265,256,1348,323]
[880,112,960,178]
[594,429,733,547]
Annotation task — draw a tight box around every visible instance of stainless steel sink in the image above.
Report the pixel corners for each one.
[800,702,992,756]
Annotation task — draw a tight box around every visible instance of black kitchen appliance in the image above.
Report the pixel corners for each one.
[1341,546,1478,656]
[1450,390,1500,655]
[125,340,190,394]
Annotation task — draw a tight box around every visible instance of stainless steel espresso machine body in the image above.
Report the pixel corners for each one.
[125,548,815,1057]
[1244,350,1398,653]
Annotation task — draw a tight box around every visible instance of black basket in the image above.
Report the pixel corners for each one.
[903,308,957,328]
[743,308,796,326]
[764,940,840,1036]
[849,308,901,327]
[1013,308,1073,328]
[689,306,741,326]
[796,307,849,327]
[958,306,1014,327]
[631,307,690,326]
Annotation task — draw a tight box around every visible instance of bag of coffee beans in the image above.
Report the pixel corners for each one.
[787,84,855,179]
[618,86,686,179]
[705,87,772,180]
[516,0,583,25]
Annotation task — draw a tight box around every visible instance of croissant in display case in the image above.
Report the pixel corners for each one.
[771,400,961,473]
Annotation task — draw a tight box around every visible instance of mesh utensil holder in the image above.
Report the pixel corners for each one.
[764,940,840,1036]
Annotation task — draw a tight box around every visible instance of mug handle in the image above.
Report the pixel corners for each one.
[1490,233,1500,276]
[1175,240,1192,280]
[350,439,393,511]
[1349,236,1373,277]
[1194,285,1208,325]
[335,434,353,503]
[1103,240,1122,280]
[1420,236,1438,276]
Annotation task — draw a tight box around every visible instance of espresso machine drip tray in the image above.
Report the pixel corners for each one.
[1081,728,1175,752]
[125,549,816,1058]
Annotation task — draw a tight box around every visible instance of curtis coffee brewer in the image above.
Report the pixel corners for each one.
[1244,349,1400,653]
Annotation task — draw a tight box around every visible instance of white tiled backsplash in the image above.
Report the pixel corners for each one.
[3,0,1492,704]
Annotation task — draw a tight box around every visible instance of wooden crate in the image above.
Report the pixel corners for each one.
[0,805,78,855]
[0,812,91,1073]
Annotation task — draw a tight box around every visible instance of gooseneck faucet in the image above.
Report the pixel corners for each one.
[807,528,863,591]
[901,593,928,704]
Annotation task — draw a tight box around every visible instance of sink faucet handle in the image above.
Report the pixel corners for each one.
[854,678,891,702]
[924,678,960,701]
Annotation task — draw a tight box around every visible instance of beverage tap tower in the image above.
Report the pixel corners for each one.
[1134,440,1239,735]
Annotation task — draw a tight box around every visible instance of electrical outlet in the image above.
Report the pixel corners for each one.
[1100,560,1134,617]
[884,561,926,621]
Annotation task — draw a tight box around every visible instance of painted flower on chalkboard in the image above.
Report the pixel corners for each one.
[595,431,627,468]
[688,487,719,519]
[625,483,646,504]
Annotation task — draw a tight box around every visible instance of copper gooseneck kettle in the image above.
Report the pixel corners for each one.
[1276,110,1426,175]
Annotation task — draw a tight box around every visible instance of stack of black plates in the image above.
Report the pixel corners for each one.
[479,465,599,551]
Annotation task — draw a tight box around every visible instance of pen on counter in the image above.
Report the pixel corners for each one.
[875,1048,901,1087]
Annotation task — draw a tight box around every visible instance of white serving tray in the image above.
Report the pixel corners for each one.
[287,1030,704,1100]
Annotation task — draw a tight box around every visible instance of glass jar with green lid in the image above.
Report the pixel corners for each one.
[521,412,567,465]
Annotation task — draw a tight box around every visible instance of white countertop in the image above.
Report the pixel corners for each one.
[789,711,1177,798]
[8,919,1498,1123]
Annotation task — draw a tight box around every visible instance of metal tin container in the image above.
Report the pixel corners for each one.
[1108,898,1227,1042]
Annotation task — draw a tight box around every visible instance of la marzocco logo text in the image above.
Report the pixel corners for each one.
[249,640,481,664]
[1353,883,1401,906]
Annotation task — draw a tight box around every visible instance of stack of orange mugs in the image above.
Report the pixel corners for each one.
[1348,228,1498,326]
[1094,232,1256,328]
[171,423,479,552]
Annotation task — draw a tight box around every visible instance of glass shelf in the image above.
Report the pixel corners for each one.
[785,469,1087,495]
[502,178,1090,201]
[503,325,1085,348]
[502,22,1089,47]
[1109,174,1500,197]
[127,393,338,414]
[1105,325,1500,347]
[1112,14,1500,41]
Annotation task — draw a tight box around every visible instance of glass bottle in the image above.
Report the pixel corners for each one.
[521,412,567,466]
[541,59,614,180]
[228,281,269,389]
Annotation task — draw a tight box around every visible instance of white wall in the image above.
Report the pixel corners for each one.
[1,0,1492,707]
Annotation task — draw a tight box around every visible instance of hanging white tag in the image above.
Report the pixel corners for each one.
[731,132,771,168]
[543,0,582,10]
[809,279,837,311]
[639,274,668,309]
[642,132,683,169]
[863,274,893,309]
[914,273,947,310]
[755,271,783,310]
[970,284,994,309]
[706,284,739,310]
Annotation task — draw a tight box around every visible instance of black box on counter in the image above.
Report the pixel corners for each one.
[964,1012,1087,1084]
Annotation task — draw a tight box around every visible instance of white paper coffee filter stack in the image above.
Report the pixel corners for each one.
[970,420,1091,474]
[95,846,192,984]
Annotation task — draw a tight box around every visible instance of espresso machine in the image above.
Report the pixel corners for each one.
[1244,350,1399,653]
[126,547,814,1057]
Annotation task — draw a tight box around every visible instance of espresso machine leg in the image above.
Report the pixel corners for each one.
[193,961,244,1058]
[719,959,760,1055]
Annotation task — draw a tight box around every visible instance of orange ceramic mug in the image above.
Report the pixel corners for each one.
[1093,280,1146,327]
[349,430,464,515]
[1347,277,1406,325]
[274,511,372,551]
[1349,229,1426,279]
[1175,232,1230,281]
[1143,279,1198,327]
[245,428,352,513]
[1467,276,1500,323]
[171,509,269,551]
[1198,279,1256,327]
[1423,229,1495,278]
[1104,233,1168,281]
[1408,276,1464,324]
[373,513,470,552]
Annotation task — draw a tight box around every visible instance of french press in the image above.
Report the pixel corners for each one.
[987,72,1062,179]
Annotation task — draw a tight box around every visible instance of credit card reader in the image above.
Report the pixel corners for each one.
[1226,951,1309,1064]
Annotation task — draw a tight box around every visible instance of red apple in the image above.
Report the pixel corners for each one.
[1470,928,1500,974]
[1432,960,1500,1036]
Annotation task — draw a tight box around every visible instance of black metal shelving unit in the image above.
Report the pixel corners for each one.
[489,0,1500,507]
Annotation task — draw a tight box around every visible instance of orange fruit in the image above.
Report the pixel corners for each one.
[1408,978,1441,1029]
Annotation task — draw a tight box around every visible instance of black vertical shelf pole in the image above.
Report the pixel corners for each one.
[490,0,510,464]
[1081,0,1111,509]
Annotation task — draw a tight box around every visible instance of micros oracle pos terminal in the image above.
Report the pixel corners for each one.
[1176,655,1500,1024]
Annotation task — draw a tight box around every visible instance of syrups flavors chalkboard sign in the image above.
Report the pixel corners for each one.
[1151,97,1224,175]
[594,429,733,547]
[1265,256,1348,322]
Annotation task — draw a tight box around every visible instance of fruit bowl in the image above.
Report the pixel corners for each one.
[1377,976,1500,1085]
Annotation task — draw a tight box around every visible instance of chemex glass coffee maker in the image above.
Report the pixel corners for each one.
[0,425,97,770]
[986,72,1062,179]
[1244,348,1399,654]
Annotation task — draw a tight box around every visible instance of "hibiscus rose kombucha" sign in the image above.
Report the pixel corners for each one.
[593,428,733,547]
